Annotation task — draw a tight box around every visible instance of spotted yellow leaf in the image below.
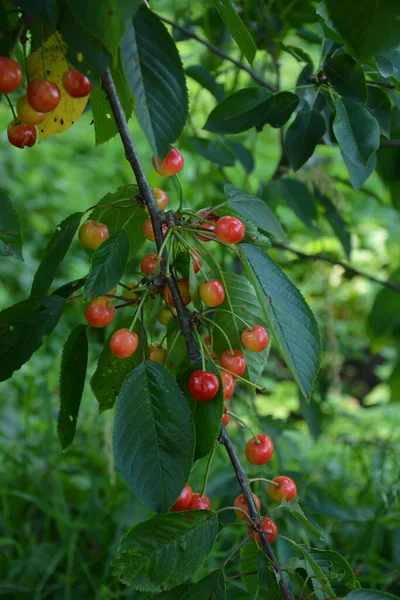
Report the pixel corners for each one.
[27,34,89,140]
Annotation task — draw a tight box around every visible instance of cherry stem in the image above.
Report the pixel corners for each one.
[200,449,214,496]
[41,24,47,79]
[249,477,279,487]
[174,174,184,211]
[4,94,17,120]
[217,365,265,392]
[54,30,70,67]
[129,291,149,332]
[222,533,252,569]
[202,316,233,354]
[216,506,254,525]
[193,329,206,371]
[172,230,209,281]
[156,227,172,259]
[164,329,180,365]
[226,410,259,441]
[204,307,251,329]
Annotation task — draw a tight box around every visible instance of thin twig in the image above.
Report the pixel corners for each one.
[366,80,396,89]
[379,139,400,148]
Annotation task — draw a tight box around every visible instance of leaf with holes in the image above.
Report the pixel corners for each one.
[333,99,380,168]
[113,361,194,512]
[211,0,257,66]
[285,108,326,171]
[57,325,88,449]
[203,87,272,134]
[84,228,130,300]
[0,189,23,261]
[121,5,188,160]
[240,245,322,398]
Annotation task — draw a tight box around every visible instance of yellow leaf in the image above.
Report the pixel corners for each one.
[27,34,89,140]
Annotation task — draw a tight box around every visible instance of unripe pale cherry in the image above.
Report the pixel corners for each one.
[221,370,234,400]
[152,147,184,176]
[27,79,61,112]
[171,484,192,511]
[188,370,219,402]
[248,516,277,544]
[163,279,191,307]
[268,476,297,502]
[62,68,92,98]
[215,216,246,244]
[220,349,246,377]
[158,307,175,326]
[145,188,168,213]
[141,253,160,275]
[187,493,211,510]
[241,325,269,352]
[110,329,138,358]
[17,95,46,125]
[78,220,109,250]
[147,343,167,364]
[85,297,115,328]
[199,279,225,307]
[245,434,274,465]
[0,56,23,93]
[7,121,37,148]
[234,493,261,520]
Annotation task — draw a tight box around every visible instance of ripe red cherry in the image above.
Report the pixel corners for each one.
[85,297,115,328]
[249,517,278,544]
[148,343,167,364]
[0,56,23,93]
[188,370,219,402]
[171,484,192,511]
[269,476,297,502]
[158,307,175,326]
[199,279,225,307]
[222,410,230,426]
[215,216,246,244]
[245,434,274,465]
[62,68,92,98]
[163,279,191,307]
[27,79,61,112]
[141,253,160,275]
[145,188,168,213]
[187,493,211,510]
[17,95,46,125]
[78,220,109,250]
[241,325,269,352]
[220,349,246,377]
[195,212,217,242]
[7,121,36,148]
[234,493,261,520]
[152,147,184,176]
[221,370,234,400]
[110,328,138,358]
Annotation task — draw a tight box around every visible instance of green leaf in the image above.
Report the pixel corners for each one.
[11,0,58,28]
[257,552,283,597]
[317,194,351,258]
[181,570,226,599]
[325,0,400,61]
[83,229,130,300]
[226,141,255,174]
[285,108,326,171]
[223,184,287,241]
[275,497,323,539]
[306,547,357,590]
[187,137,236,167]
[341,150,376,190]
[178,360,224,460]
[240,245,322,398]
[166,318,187,374]
[113,361,194,512]
[323,54,367,102]
[0,189,23,261]
[261,92,300,128]
[121,5,188,160]
[185,65,224,101]
[112,511,218,591]
[30,212,83,297]
[284,540,336,596]
[367,86,392,138]
[279,179,319,230]
[203,87,272,134]
[53,277,86,299]
[211,0,257,66]
[366,270,400,344]
[333,99,380,168]
[57,325,88,450]
[346,591,400,600]
[0,295,66,383]
[278,43,313,65]
[388,356,400,402]
[239,544,265,598]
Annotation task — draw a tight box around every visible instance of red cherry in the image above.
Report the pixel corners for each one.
[141,253,160,275]
[17,95,46,125]
[152,147,184,176]
[85,297,115,328]
[221,370,234,400]
[147,343,167,364]
[215,216,246,244]
[249,517,278,544]
[245,434,274,465]
[171,484,192,511]
[158,307,175,326]
[234,493,261,520]
[188,370,219,402]
[241,325,269,352]
[110,328,138,358]
[189,248,202,273]
[145,188,169,213]
[222,403,230,426]
[27,79,61,112]
[78,220,109,250]
[62,68,92,98]
[199,279,225,307]
[268,476,297,502]
[163,279,191,307]
[220,349,246,378]
[0,56,23,93]
[7,120,36,148]
[187,493,211,510]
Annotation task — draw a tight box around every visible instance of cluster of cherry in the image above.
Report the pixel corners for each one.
[0,55,91,148]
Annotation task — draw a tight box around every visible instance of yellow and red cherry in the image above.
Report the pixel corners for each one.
[152,147,184,176]
[0,56,23,93]
[147,343,167,364]
[158,307,175,326]
[110,328,138,358]
[221,370,234,400]
[27,79,61,112]
[141,253,160,275]
[171,484,192,511]
[62,68,92,98]
[241,325,269,352]
[215,216,246,244]
[199,279,225,307]
[7,120,36,148]
[222,404,230,426]
[249,516,277,544]
[145,188,168,213]
[85,297,115,328]
[268,476,297,502]
[245,434,274,465]
[78,220,109,250]
[187,493,211,510]
[163,278,191,307]
[16,95,46,125]
[234,493,261,520]
[188,370,219,402]
[220,349,246,378]
[142,218,167,241]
